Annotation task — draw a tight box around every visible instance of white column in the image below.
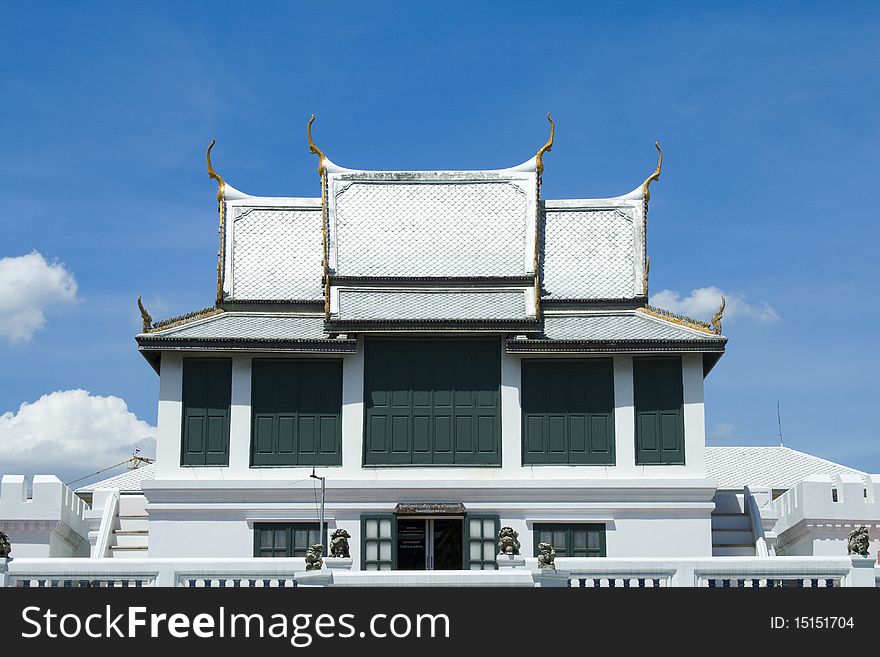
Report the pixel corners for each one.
[155,354,183,478]
[340,337,365,476]
[228,355,252,476]
[613,355,635,472]
[500,347,522,474]
[681,353,706,477]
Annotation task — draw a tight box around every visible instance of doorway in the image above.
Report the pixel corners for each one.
[396,517,463,570]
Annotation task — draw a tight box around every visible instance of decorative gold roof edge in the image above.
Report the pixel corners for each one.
[638,304,716,335]
[206,139,225,203]
[641,141,662,204]
[710,296,726,335]
[147,307,225,334]
[137,296,153,334]
[535,113,555,177]
[307,114,328,177]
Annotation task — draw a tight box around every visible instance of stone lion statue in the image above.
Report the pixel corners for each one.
[537,542,556,570]
[847,525,870,557]
[0,530,10,558]
[329,529,351,558]
[498,527,521,555]
[305,543,324,571]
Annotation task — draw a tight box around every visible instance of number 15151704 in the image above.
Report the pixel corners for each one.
[771,616,854,629]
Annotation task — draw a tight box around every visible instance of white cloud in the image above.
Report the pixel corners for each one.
[710,422,736,440]
[649,286,780,323]
[0,251,78,342]
[0,390,156,478]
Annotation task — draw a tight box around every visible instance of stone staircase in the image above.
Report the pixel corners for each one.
[711,492,756,556]
[109,494,149,559]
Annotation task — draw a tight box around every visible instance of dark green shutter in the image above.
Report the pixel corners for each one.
[254,522,320,557]
[521,359,615,465]
[364,338,501,466]
[181,359,231,466]
[251,360,342,466]
[464,514,499,570]
[634,357,685,465]
[533,523,606,557]
[361,514,396,570]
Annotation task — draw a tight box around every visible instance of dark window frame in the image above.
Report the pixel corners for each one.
[250,358,343,467]
[521,358,616,465]
[361,514,396,571]
[633,356,685,466]
[253,522,321,558]
[464,514,500,570]
[532,523,607,558]
[180,358,232,467]
[363,337,502,467]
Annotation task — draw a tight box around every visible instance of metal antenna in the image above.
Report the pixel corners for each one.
[777,400,784,447]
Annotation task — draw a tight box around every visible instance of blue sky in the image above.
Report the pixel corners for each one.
[1,1,878,480]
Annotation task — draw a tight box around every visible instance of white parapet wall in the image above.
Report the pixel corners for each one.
[0,475,90,558]
[772,474,880,557]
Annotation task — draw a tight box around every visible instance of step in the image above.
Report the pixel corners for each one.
[712,529,754,545]
[712,493,746,514]
[117,517,149,532]
[109,546,149,559]
[711,515,752,530]
[712,546,756,557]
[118,494,147,516]
[113,531,149,548]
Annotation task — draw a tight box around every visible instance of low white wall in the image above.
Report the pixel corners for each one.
[772,474,880,557]
[0,475,90,558]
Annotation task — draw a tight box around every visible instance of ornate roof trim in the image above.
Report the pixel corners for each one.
[146,306,223,334]
[637,305,715,335]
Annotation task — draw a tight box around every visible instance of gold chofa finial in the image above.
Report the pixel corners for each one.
[642,141,663,203]
[206,139,225,203]
[137,296,153,333]
[536,113,555,176]
[307,114,327,177]
[711,296,726,335]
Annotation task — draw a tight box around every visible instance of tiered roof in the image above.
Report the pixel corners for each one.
[137,116,725,373]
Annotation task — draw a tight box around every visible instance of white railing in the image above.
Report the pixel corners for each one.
[91,490,119,559]
[1,556,876,588]
[743,486,769,557]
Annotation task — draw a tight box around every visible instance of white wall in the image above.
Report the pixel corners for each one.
[773,474,880,558]
[0,475,90,558]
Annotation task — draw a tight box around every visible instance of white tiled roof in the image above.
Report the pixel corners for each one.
[75,463,156,494]
[332,181,530,278]
[334,289,532,322]
[542,207,640,299]
[230,206,323,300]
[144,313,331,341]
[705,446,866,490]
[75,448,865,494]
[535,311,720,342]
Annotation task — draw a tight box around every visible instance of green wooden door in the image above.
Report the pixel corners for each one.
[465,514,500,570]
[251,359,342,466]
[181,359,231,466]
[634,357,685,465]
[521,359,615,465]
[364,338,501,466]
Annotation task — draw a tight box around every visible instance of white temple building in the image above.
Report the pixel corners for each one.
[1,117,877,582]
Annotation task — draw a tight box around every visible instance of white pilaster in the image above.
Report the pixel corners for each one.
[681,353,706,477]
[500,347,522,473]
[228,356,252,475]
[613,355,635,471]
[155,354,183,478]
[340,336,366,475]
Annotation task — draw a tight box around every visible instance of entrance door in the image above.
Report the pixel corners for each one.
[396,518,463,570]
